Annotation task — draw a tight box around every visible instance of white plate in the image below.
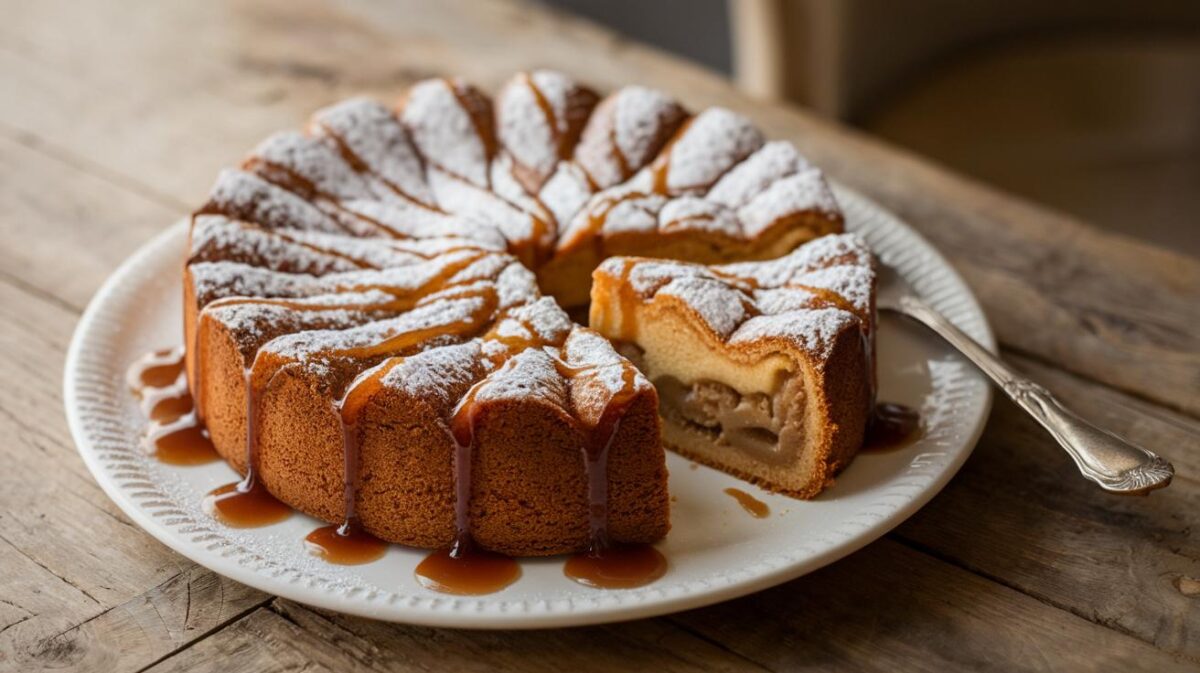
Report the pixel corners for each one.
[64,184,994,629]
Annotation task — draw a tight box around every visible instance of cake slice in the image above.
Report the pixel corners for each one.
[589,233,875,497]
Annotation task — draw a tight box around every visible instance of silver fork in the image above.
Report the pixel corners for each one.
[877,261,1174,495]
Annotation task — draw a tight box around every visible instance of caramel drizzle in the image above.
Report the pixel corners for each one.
[443,342,641,556]
[333,357,407,535]
[236,156,372,238]
[231,271,500,539]
[128,348,220,466]
[646,116,753,196]
[239,150,456,242]
[229,284,498,527]
[607,123,632,181]
[193,246,492,423]
[646,116,695,195]
[315,118,445,212]
[522,72,563,158]
[438,78,497,186]
[710,265,878,416]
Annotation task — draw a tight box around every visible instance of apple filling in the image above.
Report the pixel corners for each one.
[616,342,808,465]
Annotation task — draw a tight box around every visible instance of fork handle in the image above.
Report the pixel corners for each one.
[891,295,1173,495]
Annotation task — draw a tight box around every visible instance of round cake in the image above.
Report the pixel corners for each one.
[184,70,867,556]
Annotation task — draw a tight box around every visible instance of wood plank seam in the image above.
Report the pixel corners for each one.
[0,267,83,315]
[130,600,274,673]
[0,534,102,607]
[891,532,1200,667]
[0,118,189,214]
[661,616,780,672]
[1000,343,1200,425]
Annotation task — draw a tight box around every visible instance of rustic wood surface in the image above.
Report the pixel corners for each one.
[0,0,1196,670]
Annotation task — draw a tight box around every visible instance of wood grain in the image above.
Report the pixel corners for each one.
[0,280,269,673]
[0,0,1196,670]
[267,599,770,673]
[672,538,1196,672]
[896,352,1200,659]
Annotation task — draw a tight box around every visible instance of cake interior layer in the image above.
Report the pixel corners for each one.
[595,302,834,495]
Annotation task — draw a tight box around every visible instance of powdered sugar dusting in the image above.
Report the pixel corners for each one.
[249,131,379,201]
[600,232,874,359]
[659,108,764,194]
[730,309,857,360]
[189,216,362,275]
[204,169,344,234]
[379,341,489,412]
[497,72,567,186]
[470,349,570,409]
[401,79,492,188]
[538,161,594,227]
[312,98,434,206]
[707,141,809,208]
[575,85,686,189]
[612,86,685,169]
[657,276,751,339]
[737,169,839,238]
[563,327,652,427]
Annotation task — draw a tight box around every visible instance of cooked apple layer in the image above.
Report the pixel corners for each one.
[589,239,873,497]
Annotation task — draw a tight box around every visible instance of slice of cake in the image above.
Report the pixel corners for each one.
[589,233,875,497]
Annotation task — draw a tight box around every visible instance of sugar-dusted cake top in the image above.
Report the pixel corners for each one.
[594,233,875,360]
[188,70,851,430]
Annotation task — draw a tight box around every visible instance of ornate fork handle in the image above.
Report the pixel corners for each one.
[891,295,1174,495]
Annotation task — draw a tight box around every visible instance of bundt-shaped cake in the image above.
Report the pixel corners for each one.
[590,234,875,497]
[184,70,863,556]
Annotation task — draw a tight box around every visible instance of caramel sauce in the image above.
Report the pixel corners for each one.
[863,403,922,452]
[579,365,639,544]
[269,226,380,267]
[128,348,220,466]
[649,157,671,195]
[607,125,632,179]
[615,260,638,341]
[414,545,522,595]
[724,487,770,518]
[646,115,693,195]
[522,72,562,156]
[146,420,220,466]
[204,480,291,527]
[564,543,668,589]
[129,349,187,390]
[305,523,388,565]
[147,390,193,423]
[319,358,407,565]
[442,77,498,167]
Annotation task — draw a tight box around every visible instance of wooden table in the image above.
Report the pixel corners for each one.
[1,0,1196,670]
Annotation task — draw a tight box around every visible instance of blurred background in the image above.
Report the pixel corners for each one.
[544,0,1200,256]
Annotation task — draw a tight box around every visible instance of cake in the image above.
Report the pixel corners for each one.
[589,234,876,497]
[183,70,858,556]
